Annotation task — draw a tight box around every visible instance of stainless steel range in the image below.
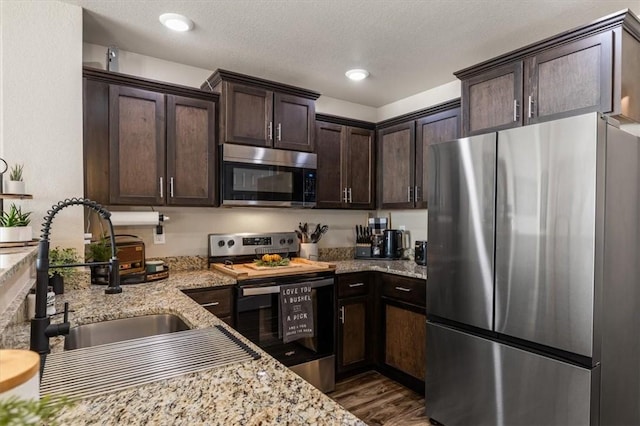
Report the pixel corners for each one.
[208,232,336,393]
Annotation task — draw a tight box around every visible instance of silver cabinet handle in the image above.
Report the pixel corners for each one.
[277,123,282,141]
[349,283,365,288]
[170,177,175,198]
[513,99,520,122]
[348,187,352,203]
[342,187,348,203]
[268,122,273,140]
[159,177,163,198]
[407,186,413,202]
[414,186,420,202]
[395,286,412,292]
[527,95,535,119]
[201,302,220,307]
[340,306,345,324]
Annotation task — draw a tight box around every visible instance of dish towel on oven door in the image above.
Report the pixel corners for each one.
[280,282,314,343]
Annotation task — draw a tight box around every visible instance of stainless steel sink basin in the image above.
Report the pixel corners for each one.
[64,314,190,350]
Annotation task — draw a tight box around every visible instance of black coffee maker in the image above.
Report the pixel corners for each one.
[383,230,404,259]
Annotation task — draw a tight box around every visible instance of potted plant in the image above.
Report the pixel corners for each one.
[0,203,32,243]
[49,246,81,294]
[5,163,25,194]
[86,238,112,284]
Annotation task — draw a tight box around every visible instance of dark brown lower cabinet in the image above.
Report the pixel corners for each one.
[336,273,374,376]
[182,286,234,326]
[384,303,426,382]
[377,273,426,393]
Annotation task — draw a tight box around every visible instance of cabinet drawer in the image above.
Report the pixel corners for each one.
[337,273,371,298]
[183,286,233,317]
[382,274,426,308]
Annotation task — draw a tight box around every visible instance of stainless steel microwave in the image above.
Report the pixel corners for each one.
[221,144,317,207]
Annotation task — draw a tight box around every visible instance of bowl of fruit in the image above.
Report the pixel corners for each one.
[255,253,290,267]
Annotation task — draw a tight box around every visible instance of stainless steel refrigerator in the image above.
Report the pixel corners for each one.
[426,112,640,426]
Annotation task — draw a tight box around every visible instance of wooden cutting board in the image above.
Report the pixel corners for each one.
[211,258,335,280]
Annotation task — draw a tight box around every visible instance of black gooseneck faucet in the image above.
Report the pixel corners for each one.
[30,198,122,356]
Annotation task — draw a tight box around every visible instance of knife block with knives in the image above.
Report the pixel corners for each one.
[354,224,373,258]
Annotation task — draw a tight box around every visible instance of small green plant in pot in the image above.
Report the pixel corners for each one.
[49,247,81,294]
[0,203,32,243]
[5,163,26,194]
[86,238,112,285]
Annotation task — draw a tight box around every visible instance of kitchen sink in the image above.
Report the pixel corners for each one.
[64,314,190,350]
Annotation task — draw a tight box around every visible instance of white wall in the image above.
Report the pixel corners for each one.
[377,80,461,121]
[84,43,379,122]
[1,0,84,252]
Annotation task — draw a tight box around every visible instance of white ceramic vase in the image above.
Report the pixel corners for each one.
[299,243,319,260]
[0,226,32,243]
[4,180,25,195]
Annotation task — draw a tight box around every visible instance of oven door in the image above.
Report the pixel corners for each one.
[222,161,316,207]
[235,276,334,367]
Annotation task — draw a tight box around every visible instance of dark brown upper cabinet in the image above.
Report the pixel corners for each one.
[457,10,640,136]
[377,100,460,209]
[166,95,217,206]
[415,108,460,209]
[108,85,166,205]
[315,116,375,209]
[84,67,218,207]
[378,121,416,209]
[202,70,320,152]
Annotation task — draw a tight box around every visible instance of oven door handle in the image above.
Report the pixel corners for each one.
[241,278,334,296]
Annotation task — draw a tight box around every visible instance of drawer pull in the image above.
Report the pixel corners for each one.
[349,283,365,288]
[201,302,220,307]
[395,286,412,292]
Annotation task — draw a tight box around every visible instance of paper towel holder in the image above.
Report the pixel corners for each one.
[109,211,170,227]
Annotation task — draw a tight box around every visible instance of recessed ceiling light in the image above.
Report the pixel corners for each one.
[345,69,369,81]
[159,13,194,32]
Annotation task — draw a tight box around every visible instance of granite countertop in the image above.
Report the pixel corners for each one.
[333,259,427,280]
[0,253,423,425]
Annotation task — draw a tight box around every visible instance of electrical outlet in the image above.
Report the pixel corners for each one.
[153,231,165,244]
[398,225,406,231]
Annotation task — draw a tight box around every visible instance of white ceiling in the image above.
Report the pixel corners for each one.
[61,0,638,107]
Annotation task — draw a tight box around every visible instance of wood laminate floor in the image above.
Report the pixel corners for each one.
[328,371,432,426]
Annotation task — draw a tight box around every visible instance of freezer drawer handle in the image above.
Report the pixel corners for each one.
[395,286,411,292]
[349,283,365,288]
[201,302,220,307]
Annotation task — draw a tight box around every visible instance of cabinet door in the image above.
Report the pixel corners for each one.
[315,121,345,208]
[273,93,315,152]
[462,62,523,136]
[337,297,369,374]
[526,31,613,125]
[224,82,273,147]
[109,85,165,205]
[166,95,217,206]
[346,126,375,209]
[415,108,460,209]
[378,122,415,209]
[384,303,426,381]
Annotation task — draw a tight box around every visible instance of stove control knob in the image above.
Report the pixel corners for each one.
[227,240,235,247]
[287,238,294,244]
[217,240,225,247]
[280,238,286,245]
